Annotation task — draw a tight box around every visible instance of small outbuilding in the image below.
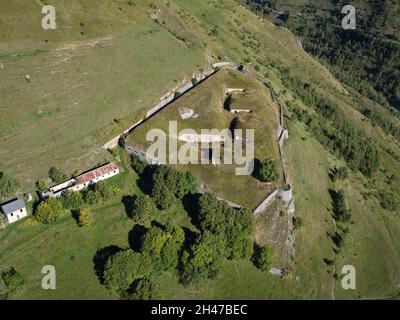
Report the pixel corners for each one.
[0,198,28,224]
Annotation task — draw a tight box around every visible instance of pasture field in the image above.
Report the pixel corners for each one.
[0,1,205,191]
[0,0,399,300]
[0,147,288,300]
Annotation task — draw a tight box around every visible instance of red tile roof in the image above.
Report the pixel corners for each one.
[76,163,119,185]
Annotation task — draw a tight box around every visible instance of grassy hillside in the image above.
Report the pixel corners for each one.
[0,0,205,190]
[0,0,399,300]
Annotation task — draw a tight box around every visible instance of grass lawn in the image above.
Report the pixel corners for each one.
[0,1,205,192]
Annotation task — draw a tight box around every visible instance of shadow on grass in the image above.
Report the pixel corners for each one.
[121,195,135,219]
[71,210,80,224]
[128,224,148,251]
[135,165,157,196]
[251,158,262,179]
[93,245,123,284]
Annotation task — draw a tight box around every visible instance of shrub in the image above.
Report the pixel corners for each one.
[34,198,63,224]
[1,267,25,295]
[191,77,198,86]
[254,158,279,182]
[84,190,101,206]
[22,217,38,228]
[0,171,19,201]
[36,180,48,192]
[151,180,175,210]
[48,167,69,183]
[131,155,147,175]
[95,181,118,201]
[252,245,274,271]
[377,191,399,212]
[130,195,155,221]
[330,167,348,182]
[61,190,84,210]
[330,190,352,223]
[293,217,304,229]
[77,209,90,228]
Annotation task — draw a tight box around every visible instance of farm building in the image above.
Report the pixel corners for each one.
[75,162,120,189]
[42,162,120,198]
[0,198,28,224]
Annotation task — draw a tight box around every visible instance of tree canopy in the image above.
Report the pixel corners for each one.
[129,195,156,222]
[103,250,153,291]
[34,198,63,224]
[252,245,274,272]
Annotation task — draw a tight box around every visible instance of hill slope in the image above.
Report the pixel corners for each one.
[0,0,399,299]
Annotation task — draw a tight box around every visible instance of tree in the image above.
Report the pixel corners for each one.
[331,190,352,223]
[151,179,175,210]
[1,267,25,295]
[0,171,18,201]
[377,191,399,212]
[48,167,69,183]
[131,155,147,175]
[95,181,118,201]
[129,195,156,222]
[61,190,84,210]
[196,193,253,260]
[34,198,63,224]
[252,245,274,271]
[77,209,90,228]
[103,250,152,291]
[167,171,198,200]
[126,278,163,300]
[180,231,226,284]
[36,179,48,192]
[254,158,279,182]
[84,190,101,206]
[226,208,254,260]
[330,167,348,181]
[151,166,198,200]
[140,225,185,273]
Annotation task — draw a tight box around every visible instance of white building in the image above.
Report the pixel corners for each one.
[74,162,120,190]
[42,162,120,198]
[0,198,28,224]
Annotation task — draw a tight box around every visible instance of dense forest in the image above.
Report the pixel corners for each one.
[241,0,400,112]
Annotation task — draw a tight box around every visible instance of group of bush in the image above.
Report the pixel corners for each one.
[0,267,25,300]
[33,181,119,227]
